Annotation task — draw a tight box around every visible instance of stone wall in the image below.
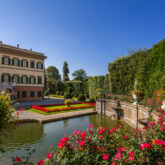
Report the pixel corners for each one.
[96,99,156,128]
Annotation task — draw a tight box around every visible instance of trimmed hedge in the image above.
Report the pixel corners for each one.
[88,75,110,97]
[108,39,165,98]
[78,94,86,101]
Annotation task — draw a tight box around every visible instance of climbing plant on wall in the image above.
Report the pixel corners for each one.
[88,75,110,97]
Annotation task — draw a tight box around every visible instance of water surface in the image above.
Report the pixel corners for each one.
[0,114,130,164]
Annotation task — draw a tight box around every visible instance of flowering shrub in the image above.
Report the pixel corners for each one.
[32,103,96,113]
[40,107,165,164]
[64,99,72,107]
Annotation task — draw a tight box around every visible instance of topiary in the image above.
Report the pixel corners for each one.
[88,97,96,103]
[64,92,72,99]
[78,94,85,101]
[56,91,60,95]
[60,91,64,96]
[65,99,73,107]
[67,87,73,93]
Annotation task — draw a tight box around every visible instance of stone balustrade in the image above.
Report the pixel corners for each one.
[96,99,158,128]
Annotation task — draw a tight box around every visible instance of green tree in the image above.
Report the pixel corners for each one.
[72,69,87,81]
[63,61,70,81]
[46,66,61,94]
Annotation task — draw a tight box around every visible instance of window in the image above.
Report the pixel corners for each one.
[38,91,42,97]
[3,74,10,83]
[22,76,28,84]
[23,77,26,84]
[37,63,43,69]
[22,91,27,98]
[21,60,28,67]
[13,76,19,83]
[29,77,36,84]
[38,77,42,84]
[12,59,19,66]
[31,61,35,68]
[30,91,34,97]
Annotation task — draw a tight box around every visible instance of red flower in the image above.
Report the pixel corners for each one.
[123,135,127,139]
[90,123,94,128]
[16,112,19,116]
[103,154,109,160]
[37,160,44,165]
[16,157,22,162]
[80,139,85,146]
[142,127,147,130]
[47,152,53,159]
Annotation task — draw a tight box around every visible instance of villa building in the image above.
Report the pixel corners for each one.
[0,42,47,101]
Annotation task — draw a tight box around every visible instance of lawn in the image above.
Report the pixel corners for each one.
[44,104,88,110]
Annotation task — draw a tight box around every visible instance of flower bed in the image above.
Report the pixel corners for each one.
[37,105,165,165]
[32,103,96,113]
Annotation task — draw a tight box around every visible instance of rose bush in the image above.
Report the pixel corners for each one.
[39,104,165,165]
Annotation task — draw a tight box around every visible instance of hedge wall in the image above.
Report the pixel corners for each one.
[108,39,165,98]
[88,75,110,97]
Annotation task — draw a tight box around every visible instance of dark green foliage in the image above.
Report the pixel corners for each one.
[66,87,73,93]
[78,94,85,101]
[60,91,64,96]
[63,61,70,81]
[56,91,60,95]
[88,75,110,97]
[72,69,87,81]
[108,39,165,98]
[88,97,96,103]
[64,92,72,99]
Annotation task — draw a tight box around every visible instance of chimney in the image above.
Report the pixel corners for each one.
[0,41,2,44]
[17,44,19,48]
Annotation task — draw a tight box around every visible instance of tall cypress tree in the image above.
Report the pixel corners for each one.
[63,61,70,81]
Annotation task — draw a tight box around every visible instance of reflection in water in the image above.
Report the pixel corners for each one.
[0,114,131,165]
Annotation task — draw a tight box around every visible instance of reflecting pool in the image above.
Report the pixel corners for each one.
[0,114,131,164]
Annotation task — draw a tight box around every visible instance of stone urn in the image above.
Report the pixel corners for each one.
[161,100,165,111]
[132,93,138,105]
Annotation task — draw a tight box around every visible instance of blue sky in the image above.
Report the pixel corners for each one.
[0,0,165,79]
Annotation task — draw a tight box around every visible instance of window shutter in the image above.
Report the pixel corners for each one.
[18,60,20,66]
[26,77,28,84]
[26,61,28,67]
[29,77,31,84]
[12,76,14,82]
[2,57,4,64]
[8,75,11,82]
[21,77,23,83]
[18,76,20,83]
[1,75,4,82]
[34,77,36,84]
[37,63,38,69]
[41,64,43,69]
[21,60,23,66]
[12,59,14,65]
[8,58,11,65]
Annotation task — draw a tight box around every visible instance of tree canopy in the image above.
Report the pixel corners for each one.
[72,69,87,81]
[63,61,70,81]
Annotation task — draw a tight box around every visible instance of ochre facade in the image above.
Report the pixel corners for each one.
[0,42,47,101]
